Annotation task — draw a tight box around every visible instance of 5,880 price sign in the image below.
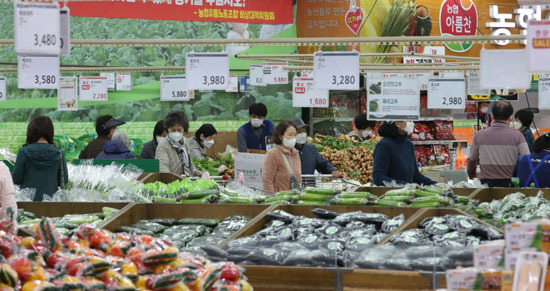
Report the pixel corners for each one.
[18,55,59,89]
[160,75,191,102]
[427,79,466,109]
[186,53,229,90]
[15,2,60,55]
[314,51,359,90]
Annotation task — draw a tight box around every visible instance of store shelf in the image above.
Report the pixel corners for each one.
[418,117,453,121]
[411,140,453,145]
[311,117,354,123]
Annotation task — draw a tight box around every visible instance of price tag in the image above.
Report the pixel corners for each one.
[14,2,60,55]
[428,79,466,109]
[527,20,550,73]
[249,64,265,86]
[59,8,70,55]
[240,75,252,92]
[467,71,490,96]
[58,76,78,111]
[225,75,239,92]
[100,73,115,90]
[160,75,191,101]
[116,73,131,91]
[186,53,229,90]
[539,78,550,110]
[18,55,59,89]
[79,76,108,101]
[292,77,329,108]
[262,62,288,84]
[367,77,420,120]
[0,77,5,102]
[314,51,359,90]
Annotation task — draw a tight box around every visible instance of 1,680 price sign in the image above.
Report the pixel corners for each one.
[186,53,229,90]
[314,51,359,90]
[427,79,466,109]
[292,77,329,108]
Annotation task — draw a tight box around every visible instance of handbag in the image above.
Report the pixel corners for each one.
[278,148,302,191]
[58,148,65,189]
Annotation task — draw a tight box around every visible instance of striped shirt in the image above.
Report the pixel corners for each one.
[467,122,530,180]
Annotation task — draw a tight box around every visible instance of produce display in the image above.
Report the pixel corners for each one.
[193,152,235,178]
[137,178,219,202]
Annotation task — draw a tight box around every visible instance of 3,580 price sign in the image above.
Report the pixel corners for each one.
[14,2,60,55]
[186,53,229,90]
[18,55,59,89]
[428,79,466,109]
[314,51,359,90]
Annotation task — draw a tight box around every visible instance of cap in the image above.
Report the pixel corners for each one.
[290,118,307,129]
[102,118,126,131]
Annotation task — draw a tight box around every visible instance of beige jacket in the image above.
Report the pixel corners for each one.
[262,145,302,193]
[155,139,202,177]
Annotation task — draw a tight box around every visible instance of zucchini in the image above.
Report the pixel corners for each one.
[300,193,332,201]
[455,195,470,204]
[153,197,178,204]
[330,198,368,206]
[374,199,407,207]
[410,201,442,208]
[412,196,446,203]
[336,192,376,199]
[413,190,440,197]
[264,195,298,203]
[181,189,218,200]
[297,200,325,206]
[218,195,254,204]
[384,188,414,196]
[179,195,216,204]
[379,195,410,203]
[421,185,449,195]
[275,190,300,196]
[305,188,340,195]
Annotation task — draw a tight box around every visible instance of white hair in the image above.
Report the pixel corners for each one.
[112,131,131,146]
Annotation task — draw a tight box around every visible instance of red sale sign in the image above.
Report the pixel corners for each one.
[439,0,478,52]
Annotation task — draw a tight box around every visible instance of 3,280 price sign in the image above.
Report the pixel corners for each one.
[14,2,60,55]
[314,51,359,90]
[427,79,466,109]
[186,53,229,90]
[160,75,191,102]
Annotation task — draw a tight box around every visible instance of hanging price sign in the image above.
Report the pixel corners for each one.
[249,64,265,86]
[14,2,60,55]
[100,73,115,90]
[226,75,239,92]
[79,76,108,101]
[0,77,5,102]
[467,71,490,96]
[428,79,466,109]
[116,73,131,91]
[160,75,191,101]
[314,51,359,90]
[186,53,229,90]
[292,77,329,108]
[539,77,550,110]
[58,76,78,111]
[263,62,288,84]
[367,77,420,120]
[59,8,70,55]
[18,55,59,89]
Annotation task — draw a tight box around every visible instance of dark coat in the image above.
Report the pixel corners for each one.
[139,139,158,159]
[79,135,110,159]
[96,140,135,160]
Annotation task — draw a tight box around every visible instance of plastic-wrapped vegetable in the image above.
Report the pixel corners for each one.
[381,214,405,234]
[389,229,432,246]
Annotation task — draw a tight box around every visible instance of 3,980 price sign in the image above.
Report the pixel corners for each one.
[18,55,59,89]
[15,2,60,55]
[427,79,466,109]
[160,75,191,102]
[314,51,359,90]
[186,53,229,90]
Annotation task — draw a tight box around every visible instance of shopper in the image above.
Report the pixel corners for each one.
[290,118,341,177]
[79,115,126,159]
[96,131,135,160]
[467,101,530,187]
[514,108,536,153]
[12,116,69,201]
[262,121,302,192]
[188,124,217,160]
[513,133,550,188]
[155,111,202,177]
[348,113,377,142]
[237,103,275,152]
[140,120,166,159]
[372,121,435,186]
[0,163,17,220]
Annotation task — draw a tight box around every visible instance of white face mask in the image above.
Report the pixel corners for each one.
[156,136,166,144]
[168,132,184,142]
[362,130,372,138]
[251,118,263,128]
[404,121,415,135]
[296,133,307,144]
[510,121,522,130]
[204,139,215,149]
[283,137,296,149]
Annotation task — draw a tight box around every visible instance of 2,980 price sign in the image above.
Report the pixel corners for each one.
[160,75,191,102]
[314,51,359,90]
[427,79,466,109]
[15,2,60,55]
[18,55,59,89]
[186,53,229,90]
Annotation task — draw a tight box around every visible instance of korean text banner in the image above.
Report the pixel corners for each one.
[64,0,293,24]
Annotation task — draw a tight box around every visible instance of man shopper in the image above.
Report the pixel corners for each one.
[79,115,126,159]
[467,101,530,187]
[237,103,275,152]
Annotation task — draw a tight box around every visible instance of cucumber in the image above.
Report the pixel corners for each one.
[330,198,368,206]
[181,189,218,200]
[222,189,241,197]
[300,193,331,201]
[374,199,407,207]
[413,190,440,197]
[384,188,414,196]
[219,195,254,204]
[305,188,340,195]
[153,197,178,204]
[297,200,325,205]
[179,196,212,204]
[421,185,449,195]
[264,195,298,203]
[275,190,300,196]
[410,201,442,208]
[379,195,410,203]
[412,196,446,203]
[336,192,375,199]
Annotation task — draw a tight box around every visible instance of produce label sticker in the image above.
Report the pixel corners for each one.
[14,2,60,55]
[79,76,108,101]
[292,77,329,108]
[116,73,131,91]
[186,53,229,90]
[249,64,266,86]
[0,77,5,102]
[314,51,359,90]
[239,75,252,92]
[467,71,490,97]
[527,20,550,73]
[234,153,265,190]
[539,78,550,110]
[367,77,420,120]
[58,76,78,111]
[160,75,191,102]
[403,46,445,64]
[100,73,115,90]
[262,62,288,85]
[17,55,59,89]
[59,8,70,55]
[225,75,239,92]
[428,78,466,109]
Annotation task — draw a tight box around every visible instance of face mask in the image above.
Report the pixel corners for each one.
[296,133,307,144]
[480,107,488,114]
[510,121,522,130]
[251,118,263,128]
[362,130,372,138]
[204,139,215,149]
[283,137,296,149]
[156,136,165,144]
[168,132,184,142]
[404,121,415,135]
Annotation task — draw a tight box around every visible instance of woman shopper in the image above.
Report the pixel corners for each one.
[513,109,536,153]
[348,113,377,142]
[372,121,435,186]
[188,124,218,160]
[140,120,166,159]
[96,131,135,160]
[262,121,301,192]
[12,116,69,201]
[0,163,17,220]
[155,111,202,177]
[514,133,550,188]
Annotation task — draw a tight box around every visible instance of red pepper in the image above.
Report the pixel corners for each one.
[46,253,69,269]
[90,229,112,250]
[220,263,240,281]
[8,256,32,281]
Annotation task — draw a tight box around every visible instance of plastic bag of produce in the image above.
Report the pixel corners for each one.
[293,217,326,228]
[267,210,295,223]
[354,246,396,269]
[311,208,339,219]
[345,237,375,252]
[340,228,377,240]
[246,248,283,265]
[383,258,413,271]
[282,249,315,266]
[444,215,479,233]
[468,225,503,241]
[186,236,224,248]
[432,231,467,246]
[131,222,168,234]
[296,233,322,248]
[389,229,432,246]
[345,221,368,230]
[372,233,388,244]
[424,223,451,236]
[315,223,344,238]
[334,212,389,227]
[405,246,444,260]
[410,257,453,271]
[272,241,308,257]
[419,216,446,228]
[381,214,405,234]
[177,218,219,227]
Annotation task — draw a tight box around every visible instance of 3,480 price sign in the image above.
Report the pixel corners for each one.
[14,2,60,55]
[186,53,229,90]
[314,51,359,90]
[427,79,466,109]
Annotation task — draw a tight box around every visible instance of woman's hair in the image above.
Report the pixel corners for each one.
[515,108,534,128]
[164,111,189,132]
[534,134,550,154]
[153,120,165,140]
[377,121,400,137]
[195,124,217,140]
[354,113,376,130]
[112,131,131,146]
[95,115,114,136]
[26,116,54,145]
[273,121,296,145]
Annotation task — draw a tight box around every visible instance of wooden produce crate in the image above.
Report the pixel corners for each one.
[17,202,130,219]
[354,186,474,197]
[243,266,339,291]
[343,269,441,291]
[469,187,550,203]
[139,172,182,184]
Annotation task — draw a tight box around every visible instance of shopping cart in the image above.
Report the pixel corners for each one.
[301,174,358,193]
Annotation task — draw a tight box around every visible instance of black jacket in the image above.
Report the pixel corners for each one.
[79,135,110,159]
[139,139,158,159]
